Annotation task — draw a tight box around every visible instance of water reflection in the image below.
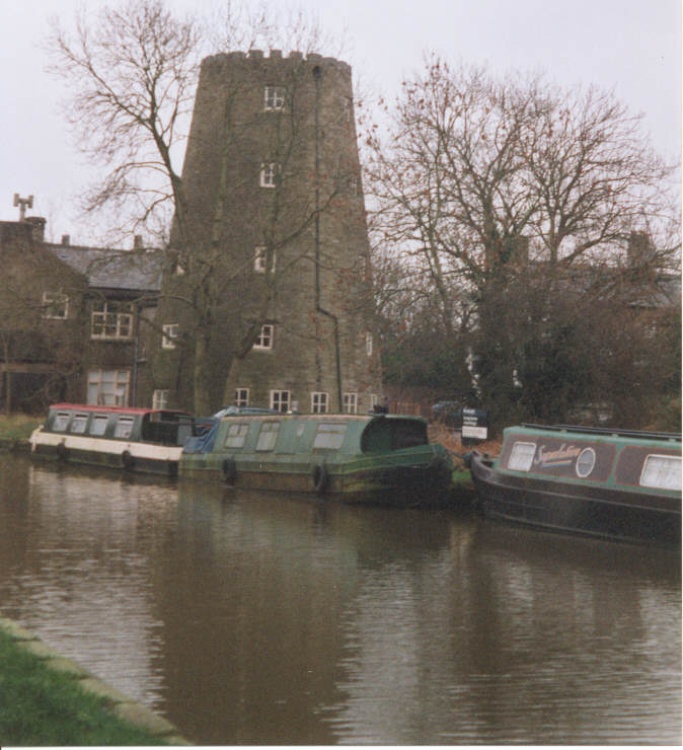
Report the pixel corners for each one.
[0,455,680,744]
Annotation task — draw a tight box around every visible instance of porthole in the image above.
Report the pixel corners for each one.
[575,447,596,478]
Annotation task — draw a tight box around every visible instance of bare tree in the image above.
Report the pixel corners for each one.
[48,0,357,414]
[366,56,681,425]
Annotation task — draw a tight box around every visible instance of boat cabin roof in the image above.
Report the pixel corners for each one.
[47,403,190,418]
[497,423,681,493]
[185,413,431,457]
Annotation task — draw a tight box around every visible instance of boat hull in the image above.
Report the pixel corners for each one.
[180,452,453,506]
[471,448,681,546]
[31,432,183,476]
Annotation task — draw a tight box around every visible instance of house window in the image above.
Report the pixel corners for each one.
[235,388,250,407]
[312,392,329,414]
[162,323,179,350]
[270,390,290,413]
[87,369,130,406]
[343,393,358,414]
[42,292,69,319]
[91,301,133,340]
[264,85,286,110]
[152,389,169,409]
[365,332,374,357]
[254,324,274,350]
[260,162,279,188]
[254,246,276,273]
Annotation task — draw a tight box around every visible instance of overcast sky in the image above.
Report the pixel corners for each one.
[0,0,680,245]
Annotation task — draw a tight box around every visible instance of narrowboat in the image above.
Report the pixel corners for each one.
[180,412,454,506]
[469,424,681,545]
[29,403,196,476]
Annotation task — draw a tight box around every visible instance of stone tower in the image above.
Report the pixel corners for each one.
[150,50,382,414]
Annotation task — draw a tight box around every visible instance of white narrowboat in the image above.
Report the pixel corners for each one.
[29,403,196,476]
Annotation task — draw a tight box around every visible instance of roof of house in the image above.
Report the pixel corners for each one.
[46,244,164,292]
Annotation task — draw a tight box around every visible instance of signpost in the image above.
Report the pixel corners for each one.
[462,407,489,445]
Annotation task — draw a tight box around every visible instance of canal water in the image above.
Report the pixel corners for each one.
[0,454,680,745]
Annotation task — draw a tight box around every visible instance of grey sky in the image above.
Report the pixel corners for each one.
[1,0,680,244]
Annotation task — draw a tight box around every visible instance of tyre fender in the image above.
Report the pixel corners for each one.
[121,450,135,470]
[56,441,68,462]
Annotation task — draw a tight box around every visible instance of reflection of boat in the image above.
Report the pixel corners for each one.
[180,412,454,506]
[29,403,196,476]
[470,424,681,546]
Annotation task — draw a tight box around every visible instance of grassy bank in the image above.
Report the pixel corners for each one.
[0,625,177,746]
[0,414,41,443]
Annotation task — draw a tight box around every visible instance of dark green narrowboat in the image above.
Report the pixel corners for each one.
[180,412,454,506]
[470,424,681,546]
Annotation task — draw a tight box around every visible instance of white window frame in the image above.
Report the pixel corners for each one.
[42,291,69,320]
[311,392,329,414]
[235,388,250,407]
[260,162,279,188]
[343,392,358,414]
[152,389,169,410]
[87,369,130,406]
[366,332,374,357]
[254,324,274,350]
[91,301,134,340]
[264,85,286,111]
[254,246,276,274]
[270,390,291,413]
[162,323,180,350]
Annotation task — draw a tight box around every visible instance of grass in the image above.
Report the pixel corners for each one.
[0,628,167,746]
[0,413,42,442]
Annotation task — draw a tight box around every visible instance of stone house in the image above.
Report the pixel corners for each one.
[0,216,163,413]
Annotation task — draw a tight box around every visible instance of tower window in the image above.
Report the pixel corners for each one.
[343,393,358,414]
[270,390,291,413]
[312,392,329,414]
[264,86,286,110]
[254,246,276,273]
[260,163,280,188]
[253,324,274,350]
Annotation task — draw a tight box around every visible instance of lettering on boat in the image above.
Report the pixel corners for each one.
[534,443,582,468]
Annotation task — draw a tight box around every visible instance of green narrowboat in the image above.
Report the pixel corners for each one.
[180,412,454,506]
[470,424,681,546]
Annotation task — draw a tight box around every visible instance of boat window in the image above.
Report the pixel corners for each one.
[391,421,428,449]
[53,412,71,432]
[507,442,536,472]
[114,416,135,439]
[640,454,682,491]
[361,418,428,453]
[256,421,280,451]
[90,415,109,436]
[575,447,596,478]
[70,414,89,434]
[313,423,347,450]
[225,422,249,449]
